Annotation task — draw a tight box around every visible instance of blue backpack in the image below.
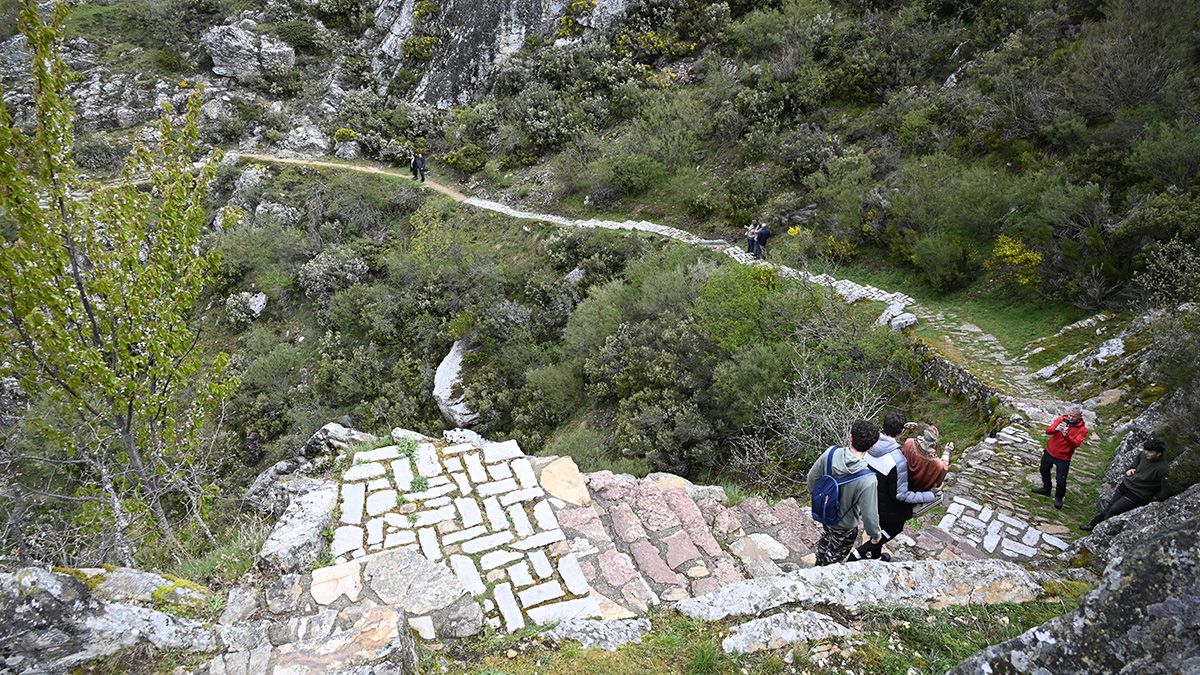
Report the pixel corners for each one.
[811,446,873,526]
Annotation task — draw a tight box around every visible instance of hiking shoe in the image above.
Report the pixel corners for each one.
[1030,487,1051,497]
[1054,499,1064,510]
[879,552,892,562]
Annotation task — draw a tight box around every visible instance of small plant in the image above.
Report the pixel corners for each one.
[312,550,336,569]
[397,437,419,458]
[333,127,359,143]
[687,640,725,675]
[320,527,334,542]
[402,36,438,63]
[407,513,418,525]
[411,475,429,492]
[395,493,407,506]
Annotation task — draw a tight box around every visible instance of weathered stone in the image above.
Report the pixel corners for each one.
[954,512,1200,674]
[344,463,386,482]
[494,583,524,633]
[264,574,305,615]
[220,585,259,626]
[362,549,470,617]
[661,530,702,569]
[545,618,652,652]
[258,479,338,573]
[272,606,416,674]
[729,537,783,578]
[634,483,681,532]
[629,541,680,585]
[557,505,609,542]
[586,470,636,502]
[747,533,789,560]
[434,340,478,427]
[540,456,591,505]
[592,591,637,620]
[1072,483,1200,568]
[525,596,602,624]
[310,562,363,605]
[721,610,852,654]
[609,502,648,543]
[675,560,1044,621]
[340,483,366,525]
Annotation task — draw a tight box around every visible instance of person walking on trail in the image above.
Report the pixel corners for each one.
[1031,404,1089,510]
[409,151,418,181]
[754,221,771,260]
[857,411,939,561]
[807,419,884,566]
[1082,438,1168,531]
[414,153,427,182]
[745,222,762,258]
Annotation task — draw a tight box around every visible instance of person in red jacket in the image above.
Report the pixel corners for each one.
[1031,404,1089,509]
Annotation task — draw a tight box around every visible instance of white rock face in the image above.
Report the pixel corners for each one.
[283,117,331,154]
[891,312,919,331]
[258,477,338,573]
[201,25,295,79]
[433,340,479,427]
[722,610,852,654]
[674,560,1044,621]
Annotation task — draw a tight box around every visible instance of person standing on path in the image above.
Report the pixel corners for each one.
[415,152,427,182]
[409,150,418,181]
[745,221,762,258]
[1082,438,1168,531]
[858,412,939,561]
[754,221,771,260]
[807,419,884,565]
[1031,404,1089,509]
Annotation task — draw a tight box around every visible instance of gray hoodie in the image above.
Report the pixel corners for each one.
[807,446,882,539]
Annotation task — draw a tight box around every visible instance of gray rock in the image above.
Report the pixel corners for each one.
[264,574,305,615]
[954,512,1200,674]
[219,619,270,652]
[301,422,377,461]
[361,550,474,622]
[545,618,651,652]
[91,567,212,612]
[201,25,295,80]
[220,585,259,626]
[245,457,314,515]
[283,118,330,154]
[1069,483,1200,569]
[0,568,216,673]
[890,312,919,331]
[258,478,338,573]
[257,35,296,75]
[565,267,586,286]
[729,536,783,578]
[271,605,417,673]
[335,140,361,160]
[721,610,852,654]
[674,559,1044,621]
[255,200,302,226]
[433,340,478,428]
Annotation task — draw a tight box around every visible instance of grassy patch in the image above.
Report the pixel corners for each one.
[903,388,989,454]
[168,519,269,589]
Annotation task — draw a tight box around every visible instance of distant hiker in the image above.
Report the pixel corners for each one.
[1031,404,1089,510]
[415,153,427,182]
[807,419,883,565]
[857,412,939,561]
[409,151,418,180]
[1082,438,1168,531]
[745,222,762,257]
[754,222,771,260]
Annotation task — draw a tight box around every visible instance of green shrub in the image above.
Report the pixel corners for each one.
[333,127,359,143]
[402,36,439,63]
[276,20,320,53]
[74,134,130,174]
[612,154,666,197]
[914,232,977,292]
[444,143,488,174]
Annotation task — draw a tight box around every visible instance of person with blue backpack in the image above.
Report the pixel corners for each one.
[807,419,884,565]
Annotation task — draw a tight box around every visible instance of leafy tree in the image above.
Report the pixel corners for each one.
[0,4,236,565]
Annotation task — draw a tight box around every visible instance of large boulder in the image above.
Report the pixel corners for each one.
[257,476,338,573]
[201,25,295,80]
[433,340,478,428]
[0,568,216,673]
[1068,483,1200,569]
[952,511,1200,674]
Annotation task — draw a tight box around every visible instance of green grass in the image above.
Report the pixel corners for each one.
[903,388,990,454]
[167,519,269,589]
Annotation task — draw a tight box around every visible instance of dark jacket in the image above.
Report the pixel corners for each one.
[415,155,426,170]
[755,225,771,243]
[1121,452,1168,502]
[866,435,935,525]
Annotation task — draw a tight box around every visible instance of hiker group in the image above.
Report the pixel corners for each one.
[807,406,1169,565]
[745,221,770,260]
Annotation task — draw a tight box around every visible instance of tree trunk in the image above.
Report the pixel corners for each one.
[118,427,185,558]
[95,454,136,567]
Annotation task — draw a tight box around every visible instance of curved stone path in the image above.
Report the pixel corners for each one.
[235,152,1103,561]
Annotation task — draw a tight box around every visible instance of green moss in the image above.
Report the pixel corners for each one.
[52,566,106,590]
[1041,579,1092,603]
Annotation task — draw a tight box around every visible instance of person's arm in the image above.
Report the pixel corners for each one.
[1066,424,1088,449]
[1046,416,1064,436]
[807,450,825,494]
[895,456,935,504]
[860,481,882,542]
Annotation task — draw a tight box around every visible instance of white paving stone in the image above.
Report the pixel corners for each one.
[452,472,473,496]
[340,483,366,525]
[508,504,534,537]
[444,457,463,472]
[428,475,450,487]
[462,531,515,554]
[415,443,441,477]
[947,503,966,516]
[484,440,523,463]
[532,501,558,531]
[442,442,475,455]
[331,525,362,557]
[413,505,457,527]
[487,462,513,480]
[405,484,456,501]
[1001,538,1038,557]
[365,490,398,517]
[525,597,602,624]
[499,487,545,506]
[355,446,400,464]
[391,459,413,491]
[464,454,487,483]
[367,478,390,492]
[477,478,519,497]
[481,549,524,570]
[367,518,384,545]
[953,496,984,510]
[507,561,534,587]
[495,583,525,633]
[529,550,553,579]
[427,496,452,508]
[937,514,957,530]
[450,555,486,595]
[456,497,484,527]
[384,530,416,548]
[418,527,441,561]
[1021,528,1041,546]
[443,525,488,544]
[983,533,1001,553]
[558,554,589,595]
[484,497,508,531]
[344,462,386,482]
[518,580,566,607]
[512,458,537,489]
[513,529,565,550]
[383,513,412,529]
[1042,533,1069,550]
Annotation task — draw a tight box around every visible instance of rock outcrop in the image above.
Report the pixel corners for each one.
[433,340,478,427]
[1068,483,1200,569]
[257,477,339,573]
[952,512,1200,674]
[0,567,217,674]
[369,0,628,107]
[202,25,295,80]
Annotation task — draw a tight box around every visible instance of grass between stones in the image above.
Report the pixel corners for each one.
[431,588,1083,675]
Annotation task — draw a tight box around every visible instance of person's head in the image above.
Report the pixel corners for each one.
[1144,438,1166,460]
[882,411,907,437]
[850,419,879,453]
[1064,404,1083,423]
